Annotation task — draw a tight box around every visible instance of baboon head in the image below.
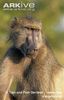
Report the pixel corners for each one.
[9,16,43,55]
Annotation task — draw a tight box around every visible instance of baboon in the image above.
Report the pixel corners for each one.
[11,17,64,100]
[0,16,64,100]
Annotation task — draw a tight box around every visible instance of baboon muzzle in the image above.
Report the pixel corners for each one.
[26,31,37,53]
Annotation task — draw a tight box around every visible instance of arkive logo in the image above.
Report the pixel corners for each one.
[3,2,35,11]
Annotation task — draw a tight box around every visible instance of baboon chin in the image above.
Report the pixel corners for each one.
[0,16,64,100]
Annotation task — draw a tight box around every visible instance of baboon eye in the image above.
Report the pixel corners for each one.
[30,28,39,32]
[24,27,31,30]
[35,29,40,32]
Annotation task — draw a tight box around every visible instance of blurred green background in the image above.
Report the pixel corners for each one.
[0,0,64,65]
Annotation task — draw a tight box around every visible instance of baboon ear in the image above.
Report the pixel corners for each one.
[14,17,17,21]
[13,17,19,22]
[10,17,18,28]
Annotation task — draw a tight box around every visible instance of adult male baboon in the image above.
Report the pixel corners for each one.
[0,16,64,100]
[11,17,64,100]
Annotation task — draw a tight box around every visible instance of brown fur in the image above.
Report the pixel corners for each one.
[0,55,31,100]
[16,40,64,100]
[12,17,64,100]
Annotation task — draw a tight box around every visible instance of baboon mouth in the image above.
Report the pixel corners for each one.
[15,42,38,56]
[27,48,38,55]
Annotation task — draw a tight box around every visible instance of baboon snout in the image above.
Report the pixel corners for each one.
[26,37,37,51]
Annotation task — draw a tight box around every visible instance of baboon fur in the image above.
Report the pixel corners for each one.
[0,47,31,100]
[15,17,64,100]
[16,40,64,100]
